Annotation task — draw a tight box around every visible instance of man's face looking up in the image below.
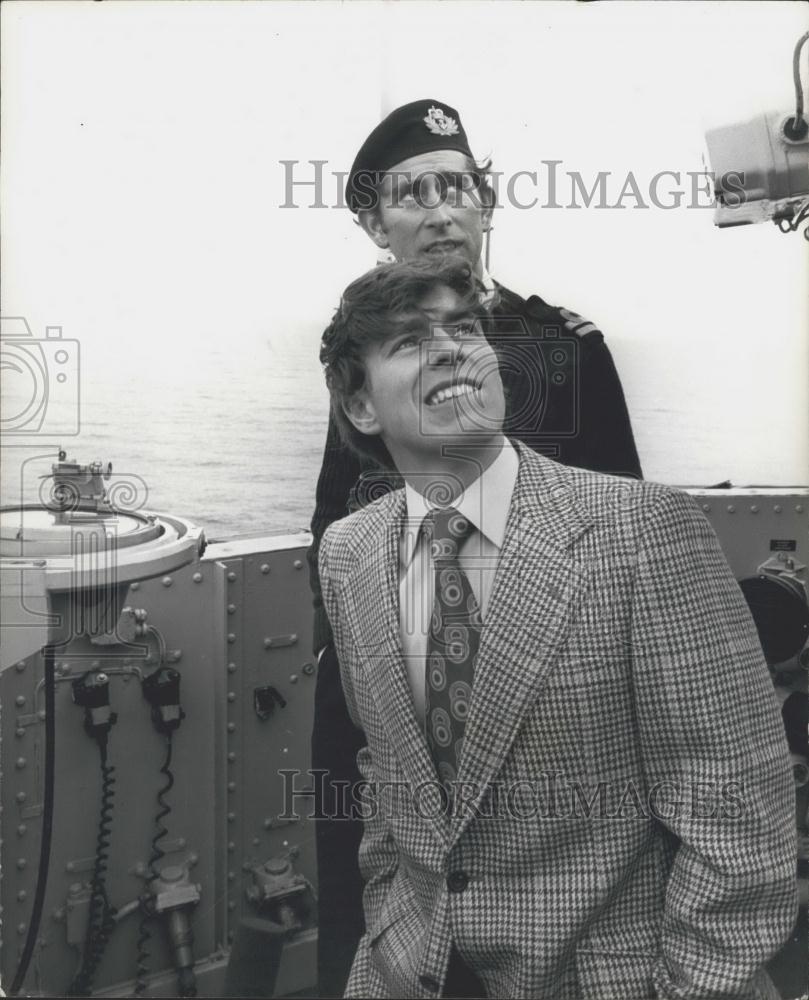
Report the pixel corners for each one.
[358,150,494,277]
[342,284,506,475]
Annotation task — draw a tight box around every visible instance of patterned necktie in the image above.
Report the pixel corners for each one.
[424,507,483,790]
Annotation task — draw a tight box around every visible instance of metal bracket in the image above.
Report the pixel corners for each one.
[254,686,287,721]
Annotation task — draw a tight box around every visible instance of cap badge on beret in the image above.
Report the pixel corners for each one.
[423,106,459,137]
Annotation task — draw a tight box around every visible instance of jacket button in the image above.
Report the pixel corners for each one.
[419,974,440,992]
[447,870,469,893]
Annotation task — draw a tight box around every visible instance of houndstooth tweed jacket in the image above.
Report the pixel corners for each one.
[319,444,797,1000]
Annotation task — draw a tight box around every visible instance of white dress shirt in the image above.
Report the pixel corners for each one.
[398,438,519,725]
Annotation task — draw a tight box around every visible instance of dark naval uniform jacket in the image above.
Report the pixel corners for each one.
[308,283,643,996]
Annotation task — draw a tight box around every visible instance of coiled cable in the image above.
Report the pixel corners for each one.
[133,734,174,996]
[67,735,118,997]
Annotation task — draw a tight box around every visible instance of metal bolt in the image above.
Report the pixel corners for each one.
[16,757,26,769]
[134,862,147,876]
[289,845,300,859]
[260,564,270,575]
[227,692,236,703]
[242,862,252,873]
[228,752,236,762]
[228,633,236,644]
[263,638,272,649]
[178,838,187,848]
[193,572,203,583]
[16,728,25,738]
[38,710,46,721]
[16,792,26,803]
[726,505,735,513]
[17,890,27,902]
[252,838,260,847]
[162,576,173,587]
[227,604,236,615]
[66,861,75,872]
[750,504,759,513]
[227,842,235,852]
[774,504,782,513]
[227,813,235,823]
[17,858,27,870]
[282,747,288,754]
[189,853,199,866]
[303,662,315,675]
[18,825,27,837]
[227,932,234,943]
[52,908,64,922]
[227,722,236,733]
[131,582,140,591]
[797,504,805,513]
[228,782,236,793]
[227,662,237,673]
[228,901,235,911]
[289,674,298,685]
[16,660,26,672]
[293,560,303,570]
[17,923,26,935]
[228,872,235,882]
[15,696,25,707]
[228,571,237,582]
[701,504,711,513]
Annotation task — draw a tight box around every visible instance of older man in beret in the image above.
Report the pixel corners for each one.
[308,99,643,997]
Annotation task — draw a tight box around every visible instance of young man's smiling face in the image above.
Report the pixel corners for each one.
[343,284,505,476]
[359,150,493,276]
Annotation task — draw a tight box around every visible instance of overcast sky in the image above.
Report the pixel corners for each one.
[2,0,807,486]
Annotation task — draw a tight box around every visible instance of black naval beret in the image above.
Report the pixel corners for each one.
[346,99,474,213]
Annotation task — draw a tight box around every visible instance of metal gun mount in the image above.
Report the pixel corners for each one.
[44,451,115,521]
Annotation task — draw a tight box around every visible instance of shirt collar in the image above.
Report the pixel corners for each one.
[401,438,519,568]
[478,265,496,308]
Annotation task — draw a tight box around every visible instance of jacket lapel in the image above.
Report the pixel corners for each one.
[343,490,450,848]
[450,446,594,845]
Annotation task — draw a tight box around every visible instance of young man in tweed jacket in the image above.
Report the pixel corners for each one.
[317,260,796,999]
[310,99,643,996]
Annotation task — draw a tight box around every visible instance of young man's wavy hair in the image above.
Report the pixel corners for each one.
[320,261,487,468]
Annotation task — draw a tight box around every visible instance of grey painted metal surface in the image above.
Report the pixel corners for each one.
[1,534,317,998]
[2,495,808,997]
